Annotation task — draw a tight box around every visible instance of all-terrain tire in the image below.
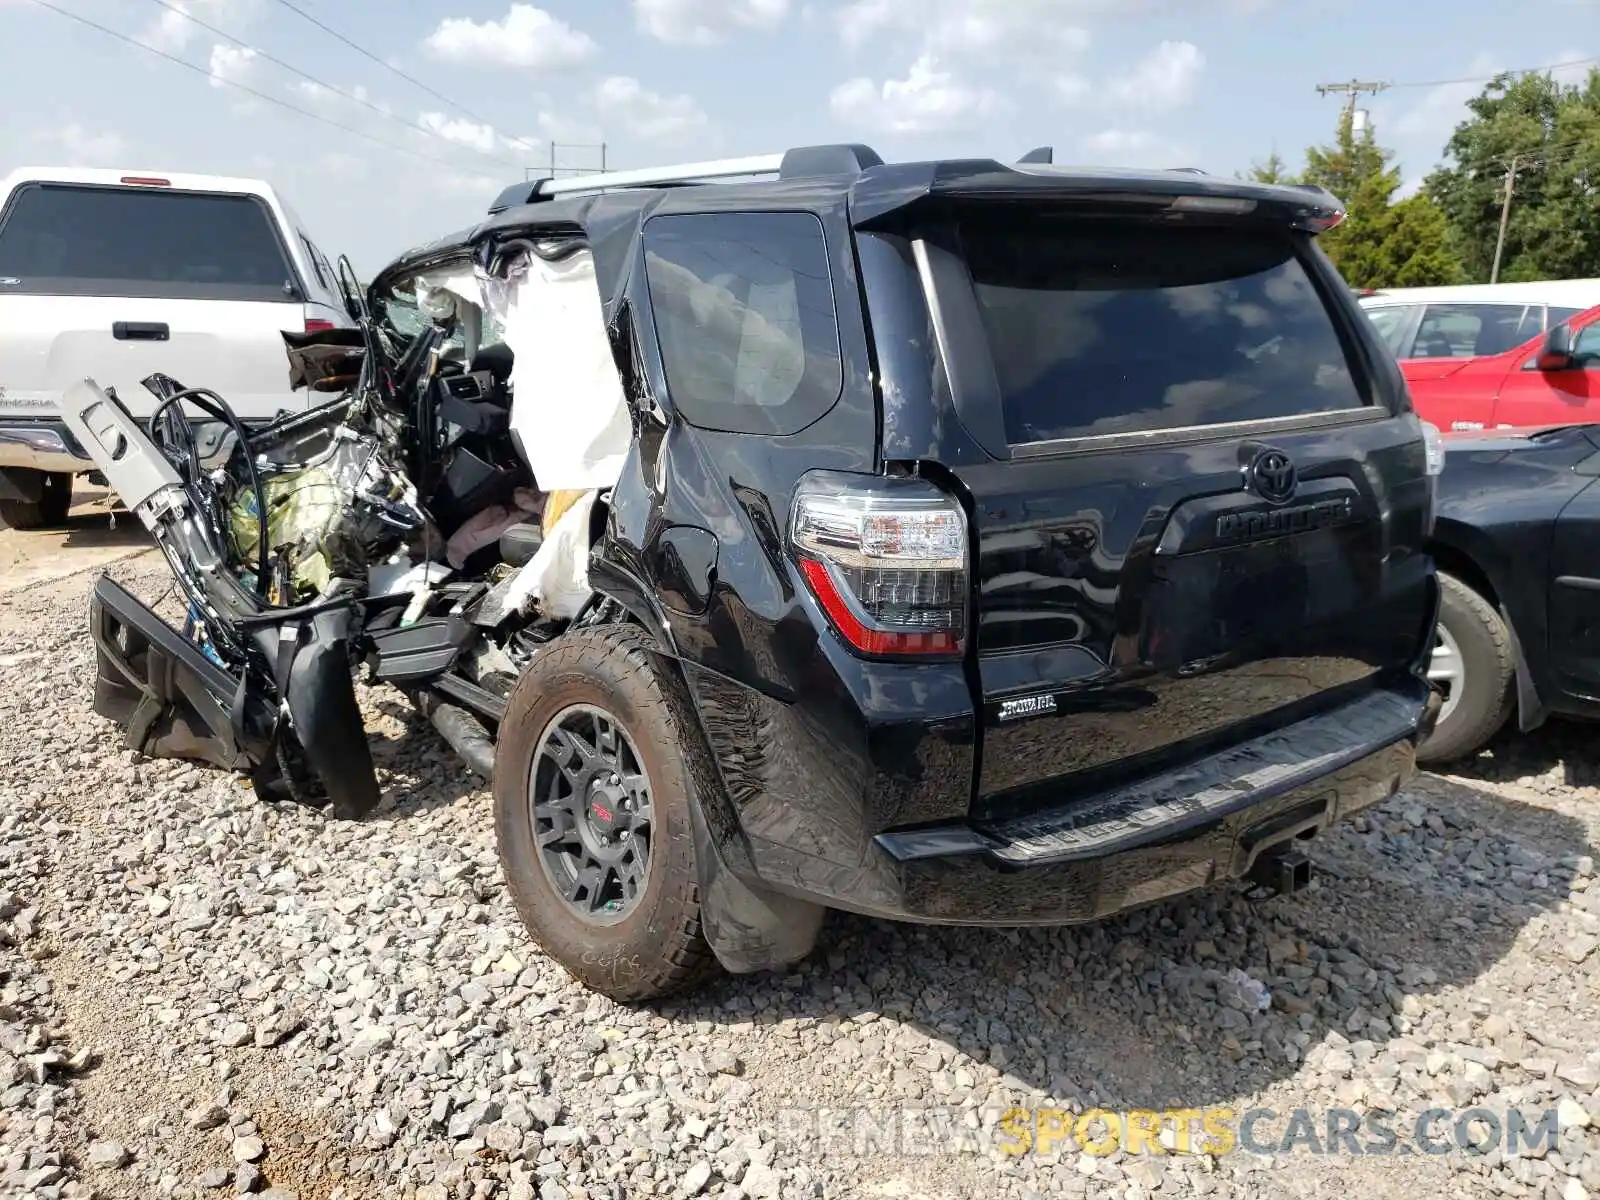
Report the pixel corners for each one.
[0,471,72,530]
[1418,571,1516,765]
[492,625,719,1002]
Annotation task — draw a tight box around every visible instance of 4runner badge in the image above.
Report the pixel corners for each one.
[997,693,1059,722]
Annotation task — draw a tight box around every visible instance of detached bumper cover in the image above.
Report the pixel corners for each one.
[88,574,381,818]
[736,678,1439,926]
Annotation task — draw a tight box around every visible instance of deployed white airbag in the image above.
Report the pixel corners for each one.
[484,250,630,492]
[499,490,601,621]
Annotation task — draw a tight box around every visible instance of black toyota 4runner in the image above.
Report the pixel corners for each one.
[66,145,1442,1001]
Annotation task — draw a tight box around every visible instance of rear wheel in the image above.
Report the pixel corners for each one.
[492,625,718,1001]
[1419,571,1515,765]
[0,471,72,530]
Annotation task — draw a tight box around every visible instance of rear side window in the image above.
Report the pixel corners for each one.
[1362,304,1414,356]
[300,234,335,292]
[1412,304,1531,358]
[0,183,299,301]
[643,213,842,436]
[957,215,1367,444]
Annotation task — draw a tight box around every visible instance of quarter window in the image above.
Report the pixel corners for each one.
[1362,305,1413,356]
[643,213,842,436]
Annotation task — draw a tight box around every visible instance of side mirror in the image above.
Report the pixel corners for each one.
[1537,323,1576,372]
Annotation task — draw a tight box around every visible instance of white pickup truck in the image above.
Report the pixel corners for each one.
[0,167,353,528]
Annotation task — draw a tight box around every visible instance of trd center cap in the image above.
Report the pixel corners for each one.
[586,780,626,833]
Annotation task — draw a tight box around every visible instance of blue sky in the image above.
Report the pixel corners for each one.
[1,0,1594,274]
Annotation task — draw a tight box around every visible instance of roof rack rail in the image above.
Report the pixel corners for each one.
[536,154,783,198]
[490,143,886,209]
[779,143,883,179]
[487,179,549,215]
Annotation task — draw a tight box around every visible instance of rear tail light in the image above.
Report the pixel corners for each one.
[119,176,171,187]
[1420,419,1445,477]
[1295,206,1346,233]
[790,472,969,659]
[304,318,336,333]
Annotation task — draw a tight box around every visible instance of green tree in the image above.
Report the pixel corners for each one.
[1247,150,1292,184]
[1426,69,1600,282]
[1373,194,1466,286]
[1296,111,1464,288]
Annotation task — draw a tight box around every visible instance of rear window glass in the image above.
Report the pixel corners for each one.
[957,215,1367,444]
[0,183,299,301]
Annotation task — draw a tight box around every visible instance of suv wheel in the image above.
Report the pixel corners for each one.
[0,471,72,530]
[493,626,718,1001]
[1418,572,1515,765]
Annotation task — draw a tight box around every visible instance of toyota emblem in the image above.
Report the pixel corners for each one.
[1248,448,1297,504]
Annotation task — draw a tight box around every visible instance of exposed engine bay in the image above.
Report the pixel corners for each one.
[61,245,632,818]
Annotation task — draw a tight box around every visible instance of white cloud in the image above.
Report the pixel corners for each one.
[414,112,542,160]
[1053,74,1092,106]
[537,109,606,147]
[290,80,393,125]
[32,123,130,167]
[838,0,1092,64]
[1549,50,1596,84]
[830,55,1010,136]
[1105,40,1203,111]
[1389,53,1498,139]
[591,77,711,145]
[283,80,541,168]
[207,44,257,90]
[633,0,789,45]
[1083,128,1185,166]
[138,0,260,53]
[423,5,598,70]
[417,112,501,157]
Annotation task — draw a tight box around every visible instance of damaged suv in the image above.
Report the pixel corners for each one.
[63,144,1444,1001]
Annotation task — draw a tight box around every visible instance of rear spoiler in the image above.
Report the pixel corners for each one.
[848,160,1345,234]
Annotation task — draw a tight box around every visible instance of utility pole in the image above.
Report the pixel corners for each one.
[1316,79,1390,126]
[1490,155,1523,284]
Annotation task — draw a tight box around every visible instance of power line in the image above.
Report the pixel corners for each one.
[140,0,523,170]
[264,0,544,161]
[27,0,504,175]
[1386,57,1600,90]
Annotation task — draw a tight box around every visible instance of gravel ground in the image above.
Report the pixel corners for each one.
[2,556,1598,1200]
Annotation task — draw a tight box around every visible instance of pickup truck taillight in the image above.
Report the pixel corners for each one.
[790,472,968,659]
[304,318,336,333]
[1420,420,1445,477]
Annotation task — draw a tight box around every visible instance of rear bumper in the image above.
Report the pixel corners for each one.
[0,415,248,476]
[731,677,1440,926]
[0,420,93,474]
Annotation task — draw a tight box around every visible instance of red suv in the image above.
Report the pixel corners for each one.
[1400,302,1600,431]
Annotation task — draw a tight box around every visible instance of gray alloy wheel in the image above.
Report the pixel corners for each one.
[529,702,655,925]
